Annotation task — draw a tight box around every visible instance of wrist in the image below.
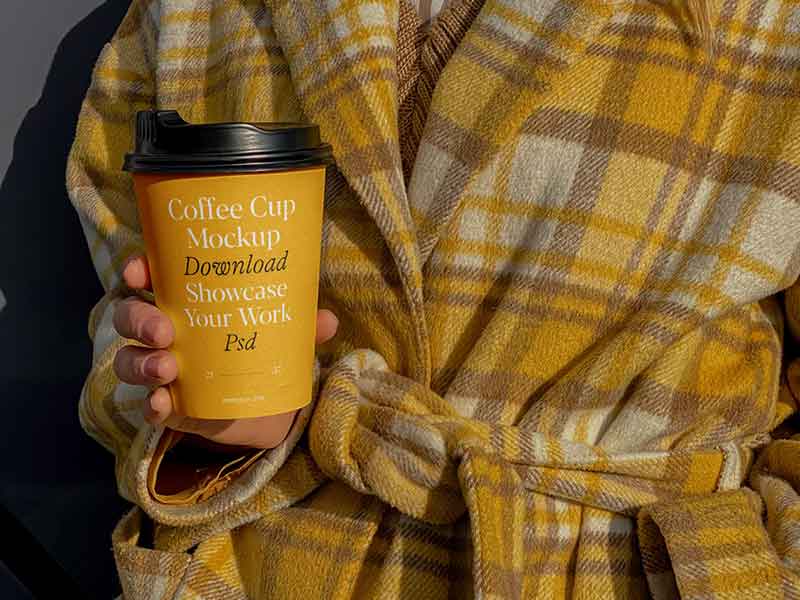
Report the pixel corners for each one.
[172,409,300,451]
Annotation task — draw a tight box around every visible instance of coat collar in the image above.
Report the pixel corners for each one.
[407,0,621,268]
[268,0,620,382]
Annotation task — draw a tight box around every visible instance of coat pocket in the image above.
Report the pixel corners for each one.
[113,507,251,599]
[113,508,193,599]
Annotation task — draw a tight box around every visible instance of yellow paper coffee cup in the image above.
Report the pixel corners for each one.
[124,110,332,419]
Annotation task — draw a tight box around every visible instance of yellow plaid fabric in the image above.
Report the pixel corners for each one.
[67,0,800,597]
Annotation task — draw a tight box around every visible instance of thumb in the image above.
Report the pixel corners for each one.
[122,255,152,291]
[143,386,173,425]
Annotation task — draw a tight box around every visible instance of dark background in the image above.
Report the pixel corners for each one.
[0,1,133,598]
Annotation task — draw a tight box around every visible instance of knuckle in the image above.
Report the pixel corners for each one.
[114,297,142,337]
[145,316,164,339]
[112,302,129,335]
[112,351,124,379]
[119,295,140,312]
[149,314,175,347]
[113,346,133,381]
[134,314,151,343]
[160,352,178,379]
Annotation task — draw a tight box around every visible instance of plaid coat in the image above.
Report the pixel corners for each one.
[67,0,800,597]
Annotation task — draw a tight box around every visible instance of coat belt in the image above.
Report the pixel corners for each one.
[309,349,746,526]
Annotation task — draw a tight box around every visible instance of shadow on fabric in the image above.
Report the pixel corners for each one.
[0,1,133,598]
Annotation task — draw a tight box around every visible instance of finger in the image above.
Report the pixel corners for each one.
[143,386,173,425]
[113,297,174,348]
[122,255,152,290]
[315,309,338,344]
[114,346,178,386]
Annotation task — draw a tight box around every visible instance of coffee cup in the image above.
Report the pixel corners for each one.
[123,110,332,419]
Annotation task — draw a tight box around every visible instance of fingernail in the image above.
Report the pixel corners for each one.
[143,318,161,344]
[150,390,173,419]
[122,254,140,274]
[143,391,158,422]
[144,356,162,379]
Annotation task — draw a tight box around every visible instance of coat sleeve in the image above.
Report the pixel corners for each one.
[67,0,323,529]
[746,283,800,587]
[636,284,800,597]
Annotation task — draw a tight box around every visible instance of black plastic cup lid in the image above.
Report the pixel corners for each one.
[123,110,333,174]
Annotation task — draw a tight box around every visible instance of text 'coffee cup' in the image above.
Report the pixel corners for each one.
[167,196,297,222]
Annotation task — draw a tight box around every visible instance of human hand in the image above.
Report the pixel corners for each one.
[112,255,338,449]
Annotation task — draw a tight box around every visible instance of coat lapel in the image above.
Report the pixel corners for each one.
[268,0,431,383]
[267,0,621,381]
[408,0,622,267]
[269,0,431,383]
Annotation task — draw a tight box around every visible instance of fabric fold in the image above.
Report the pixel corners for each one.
[268,0,433,384]
[117,358,323,530]
[309,347,759,525]
[113,508,193,600]
[638,490,788,600]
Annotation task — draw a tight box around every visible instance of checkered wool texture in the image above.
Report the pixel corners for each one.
[67,0,800,598]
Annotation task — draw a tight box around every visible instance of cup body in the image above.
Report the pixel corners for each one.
[132,166,326,419]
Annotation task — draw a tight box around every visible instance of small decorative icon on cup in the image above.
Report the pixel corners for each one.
[205,370,214,380]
